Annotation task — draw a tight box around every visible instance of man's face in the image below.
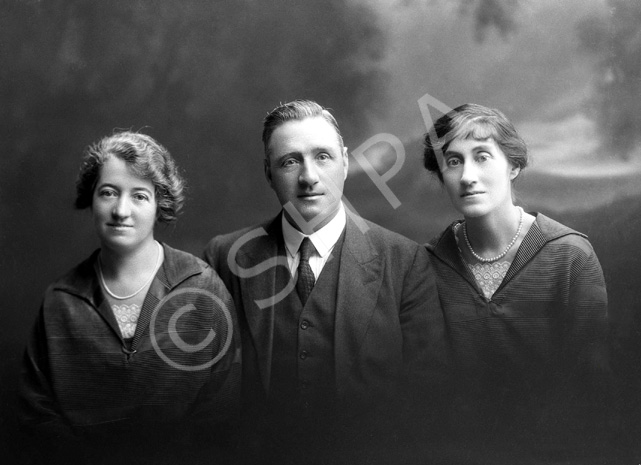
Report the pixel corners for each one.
[265,116,348,232]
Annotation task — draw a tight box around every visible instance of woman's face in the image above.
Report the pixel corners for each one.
[439,137,519,219]
[92,156,157,254]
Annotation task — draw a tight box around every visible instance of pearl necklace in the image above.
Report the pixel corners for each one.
[98,241,162,300]
[463,207,523,263]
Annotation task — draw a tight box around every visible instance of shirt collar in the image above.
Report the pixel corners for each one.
[282,203,347,259]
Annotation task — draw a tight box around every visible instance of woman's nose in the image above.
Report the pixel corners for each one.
[459,162,478,185]
[112,196,131,218]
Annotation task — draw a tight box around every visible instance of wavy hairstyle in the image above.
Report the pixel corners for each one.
[75,131,185,223]
[423,103,528,183]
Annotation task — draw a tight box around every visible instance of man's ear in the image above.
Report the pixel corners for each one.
[264,157,272,186]
[342,146,349,180]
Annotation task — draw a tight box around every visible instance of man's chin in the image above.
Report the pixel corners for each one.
[283,204,337,233]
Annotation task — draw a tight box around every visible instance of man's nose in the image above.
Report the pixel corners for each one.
[299,160,320,186]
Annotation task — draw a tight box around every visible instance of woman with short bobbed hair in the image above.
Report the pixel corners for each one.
[423,104,608,461]
[74,132,185,223]
[20,131,240,463]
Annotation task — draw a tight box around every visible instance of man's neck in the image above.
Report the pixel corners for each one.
[282,204,343,234]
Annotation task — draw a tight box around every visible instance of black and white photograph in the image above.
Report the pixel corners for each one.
[1,0,640,463]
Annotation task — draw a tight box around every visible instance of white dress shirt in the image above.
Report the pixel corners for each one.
[281,203,347,280]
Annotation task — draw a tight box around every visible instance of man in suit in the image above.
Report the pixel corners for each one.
[204,100,445,461]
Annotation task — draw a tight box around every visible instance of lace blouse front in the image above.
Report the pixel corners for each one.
[453,222,511,299]
[110,303,141,339]
[467,261,509,299]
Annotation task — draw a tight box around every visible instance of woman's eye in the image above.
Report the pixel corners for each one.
[446,158,460,167]
[133,193,149,201]
[99,189,116,197]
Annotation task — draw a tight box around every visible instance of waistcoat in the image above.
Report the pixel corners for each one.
[269,231,346,411]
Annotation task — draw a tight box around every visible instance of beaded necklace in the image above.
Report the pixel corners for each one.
[463,207,523,263]
[98,241,162,300]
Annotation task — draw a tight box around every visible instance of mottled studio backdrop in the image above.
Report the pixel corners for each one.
[2,0,641,459]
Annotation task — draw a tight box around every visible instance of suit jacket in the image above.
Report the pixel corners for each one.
[204,212,446,411]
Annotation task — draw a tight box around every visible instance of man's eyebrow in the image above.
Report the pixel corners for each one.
[312,145,334,152]
[273,150,302,162]
[273,146,335,161]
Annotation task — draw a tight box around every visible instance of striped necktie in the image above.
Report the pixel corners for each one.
[296,237,316,305]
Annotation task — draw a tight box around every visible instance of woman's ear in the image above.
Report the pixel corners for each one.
[510,165,521,181]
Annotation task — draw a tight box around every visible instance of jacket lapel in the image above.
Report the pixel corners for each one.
[334,216,383,393]
[235,216,288,391]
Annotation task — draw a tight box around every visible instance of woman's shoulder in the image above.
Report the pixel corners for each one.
[160,243,230,291]
[161,243,215,278]
[45,250,100,295]
[162,243,208,269]
[533,212,597,256]
[424,220,461,253]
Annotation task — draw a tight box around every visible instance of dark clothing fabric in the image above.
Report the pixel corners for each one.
[268,239,305,404]
[204,212,447,464]
[294,230,343,408]
[426,212,610,463]
[19,244,241,464]
[269,230,344,411]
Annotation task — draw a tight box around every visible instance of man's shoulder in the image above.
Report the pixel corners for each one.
[203,217,279,270]
[207,219,276,249]
[346,217,422,264]
[352,217,419,249]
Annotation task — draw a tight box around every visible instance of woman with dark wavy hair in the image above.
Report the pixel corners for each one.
[423,104,609,462]
[20,131,240,463]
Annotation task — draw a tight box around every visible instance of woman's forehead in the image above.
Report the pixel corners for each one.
[446,136,499,154]
[453,119,496,141]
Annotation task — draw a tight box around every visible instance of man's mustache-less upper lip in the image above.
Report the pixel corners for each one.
[107,223,133,227]
[298,192,323,197]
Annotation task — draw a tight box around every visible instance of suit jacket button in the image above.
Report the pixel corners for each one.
[300,350,308,360]
[300,320,309,330]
